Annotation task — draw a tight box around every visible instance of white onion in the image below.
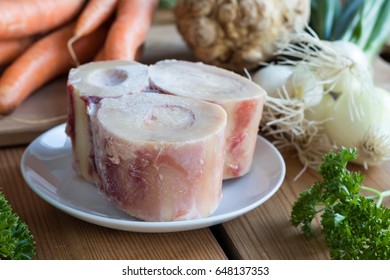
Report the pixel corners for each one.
[285,66,324,108]
[304,93,334,123]
[323,40,373,99]
[252,65,294,97]
[325,86,390,167]
[255,31,388,172]
[330,40,370,71]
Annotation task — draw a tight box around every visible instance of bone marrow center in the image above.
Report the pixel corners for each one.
[143,105,195,131]
[88,68,128,87]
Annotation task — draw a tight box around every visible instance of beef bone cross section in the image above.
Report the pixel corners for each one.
[89,93,227,222]
[149,60,266,179]
[66,60,149,183]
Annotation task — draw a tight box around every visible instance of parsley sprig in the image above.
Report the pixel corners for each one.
[0,191,35,260]
[291,147,390,259]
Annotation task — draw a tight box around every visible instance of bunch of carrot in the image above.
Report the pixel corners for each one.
[0,0,158,115]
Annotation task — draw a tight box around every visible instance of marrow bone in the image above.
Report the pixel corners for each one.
[90,93,227,222]
[149,60,266,179]
[66,60,148,182]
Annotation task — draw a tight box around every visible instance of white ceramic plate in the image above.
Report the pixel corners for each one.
[21,124,285,233]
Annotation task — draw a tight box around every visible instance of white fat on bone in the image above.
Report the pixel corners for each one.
[149,60,266,179]
[89,93,227,222]
[65,60,149,183]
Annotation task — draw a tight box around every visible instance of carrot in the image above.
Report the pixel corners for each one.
[93,45,143,62]
[93,47,106,61]
[0,38,33,66]
[68,0,118,65]
[104,0,158,61]
[0,0,84,39]
[0,23,106,115]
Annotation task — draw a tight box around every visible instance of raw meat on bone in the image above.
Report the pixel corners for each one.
[66,60,149,182]
[149,60,266,179]
[89,93,227,222]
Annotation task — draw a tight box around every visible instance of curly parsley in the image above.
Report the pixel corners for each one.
[291,147,390,259]
[0,191,35,260]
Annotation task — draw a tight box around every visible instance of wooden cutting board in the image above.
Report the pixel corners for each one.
[0,21,389,147]
[0,77,69,147]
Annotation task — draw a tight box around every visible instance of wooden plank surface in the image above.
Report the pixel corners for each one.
[0,146,227,260]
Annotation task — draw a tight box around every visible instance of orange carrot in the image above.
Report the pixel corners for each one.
[0,23,106,115]
[94,45,143,62]
[104,0,158,61]
[74,0,118,37]
[93,47,106,61]
[0,0,84,39]
[68,0,118,65]
[0,38,33,65]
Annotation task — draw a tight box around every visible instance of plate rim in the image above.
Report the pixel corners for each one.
[21,123,286,232]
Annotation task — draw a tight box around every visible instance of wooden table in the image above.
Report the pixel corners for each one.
[1,23,389,260]
[1,144,389,260]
